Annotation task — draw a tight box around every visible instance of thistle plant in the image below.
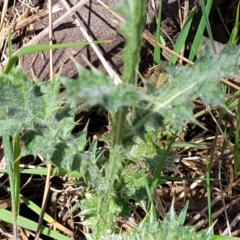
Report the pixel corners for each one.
[1,0,240,239]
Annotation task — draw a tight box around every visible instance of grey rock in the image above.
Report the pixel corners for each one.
[21,0,124,80]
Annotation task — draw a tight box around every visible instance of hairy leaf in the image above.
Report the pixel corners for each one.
[61,65,148,112]
[99,206,213,240]
[0,68,60,136]
[0,68,90,172]
[151,44,240,126]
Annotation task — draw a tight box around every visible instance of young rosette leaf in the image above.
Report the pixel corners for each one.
[0,68,60,137]
[100,206,213,240]
[20,103,93,173]
[0,68,91,173]
[61,65,148,112]
[21,117,88,172]
[151,44,240,127]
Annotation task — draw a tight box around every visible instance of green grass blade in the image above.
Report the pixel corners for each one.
[20,195,73,236]
[234,99,240,172]
[228,2,240,44]
[150,134,176,193]
[0,168,83,178]
[170,7,196,65]
[212,236,240,240]
[177,201,189,225]
[0,168,216,182]
[189,0,213,61]
[206,157,213,233]
[12,137,20,228]
[144,173,155,211]
[4,40,106,74]
[172,142,207,148]
[4,35,21,239]
[0,208,70,240]
[2,134,18,238]
[199,0,216,53]
[153,1,162,65]
[7,32,12,58]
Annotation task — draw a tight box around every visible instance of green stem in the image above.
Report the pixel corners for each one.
[95,0,147,237]
[3,134,20,239]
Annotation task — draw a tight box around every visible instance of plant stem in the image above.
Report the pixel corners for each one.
[3,134,20,239]
[95,0,147,237]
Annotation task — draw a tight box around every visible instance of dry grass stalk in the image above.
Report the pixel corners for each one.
[61,0,122,85]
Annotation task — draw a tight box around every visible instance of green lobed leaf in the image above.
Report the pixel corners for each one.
[21,124,91,173]
[120,170,147,201]
[61,65,148,112]
[0,68,61,136]
[0,68,91,172]
[151,44,240,127]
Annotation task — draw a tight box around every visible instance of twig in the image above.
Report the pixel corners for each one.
[223,212,240,235]
[34,157,51,240]
[60,0,122,85]
[49,0,53,79]
[142,29,194,65]
[195,196,240,230]
[12,5,62,32]
[96,0,125,22]
[175,178,204,202]
[186,195,222,226]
